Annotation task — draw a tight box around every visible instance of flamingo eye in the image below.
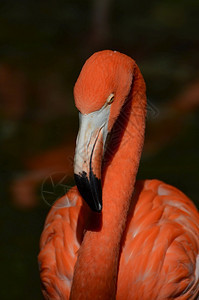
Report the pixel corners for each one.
[107,93,114,105]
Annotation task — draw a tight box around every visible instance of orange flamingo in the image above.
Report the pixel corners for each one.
[38,50,199,299]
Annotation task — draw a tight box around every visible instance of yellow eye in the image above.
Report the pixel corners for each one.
[107,93,114,105]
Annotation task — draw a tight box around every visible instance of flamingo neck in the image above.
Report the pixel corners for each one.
[70,65,146,300]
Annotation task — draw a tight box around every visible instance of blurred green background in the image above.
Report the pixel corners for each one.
[0,0,199,299]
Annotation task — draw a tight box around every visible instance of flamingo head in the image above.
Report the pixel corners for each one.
[74,50,135,212]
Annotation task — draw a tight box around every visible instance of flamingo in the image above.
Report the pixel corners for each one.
[38,50,199,300]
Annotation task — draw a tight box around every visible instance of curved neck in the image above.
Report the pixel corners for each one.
[70,65,146,300]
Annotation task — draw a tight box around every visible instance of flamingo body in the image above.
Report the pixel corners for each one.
[39,180,199,299]
[38,50,199,299]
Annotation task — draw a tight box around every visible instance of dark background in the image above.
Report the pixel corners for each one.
[0,1,199,299]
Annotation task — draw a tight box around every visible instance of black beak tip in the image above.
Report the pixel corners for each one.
[93,202,102,213]
[74,172,102,213]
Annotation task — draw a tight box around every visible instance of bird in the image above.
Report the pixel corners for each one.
[38,50,199,300]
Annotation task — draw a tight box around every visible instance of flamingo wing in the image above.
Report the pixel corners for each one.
[38,187,83,299]
[117,179,199,300]
[39,181,199,300]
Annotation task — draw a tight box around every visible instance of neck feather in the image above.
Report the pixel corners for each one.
[70,64,146,300]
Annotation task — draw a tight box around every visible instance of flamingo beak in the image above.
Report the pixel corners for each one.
[74,104,111,212]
